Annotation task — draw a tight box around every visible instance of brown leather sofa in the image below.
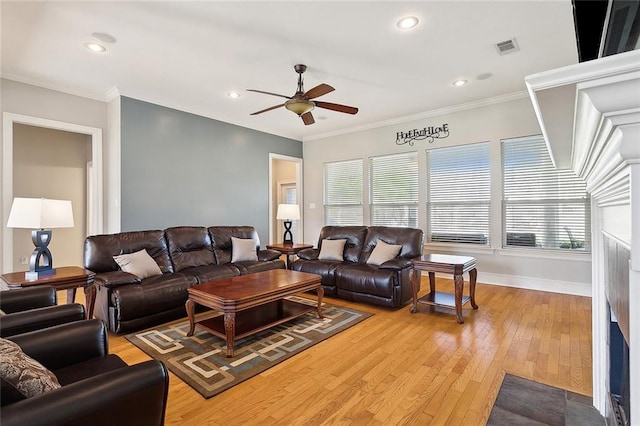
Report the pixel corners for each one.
[292,226,423,308]
[0,286,86,338]
[83,226,285,334]
[1,319,168,426]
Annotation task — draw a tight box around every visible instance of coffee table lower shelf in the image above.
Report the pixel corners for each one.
[194,299,314,343]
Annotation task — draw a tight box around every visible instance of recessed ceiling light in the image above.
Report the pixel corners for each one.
[476,73,493,80]
[452,79,468,87]
[92,32,117,44]
[84,42,106,53]
[396,16,419,30]
[227,91,241,99]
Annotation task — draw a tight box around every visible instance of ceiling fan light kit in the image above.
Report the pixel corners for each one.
[248,64,358,125]
[285,99,314,115]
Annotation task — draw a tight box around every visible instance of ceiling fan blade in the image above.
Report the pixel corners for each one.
[301,111,315,125]
[250,103,286,115]
[303,83,335,100]
[315,101,359,115]
[246,89,291,99]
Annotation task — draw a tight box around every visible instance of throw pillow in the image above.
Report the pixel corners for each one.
[0,337,61,398]
[231,237,258,262]
[318,239,347,261]
[113,249,162,279]
[366,240,402,266]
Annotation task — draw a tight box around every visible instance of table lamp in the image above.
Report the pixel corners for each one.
[6,197,74,280]
[276,204,300,244]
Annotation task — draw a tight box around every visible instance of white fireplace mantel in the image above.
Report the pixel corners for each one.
[526,49,640,422]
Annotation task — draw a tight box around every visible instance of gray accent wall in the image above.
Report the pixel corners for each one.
[120,97,302,242]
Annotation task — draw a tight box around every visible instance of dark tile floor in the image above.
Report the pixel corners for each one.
[487,374,605,425]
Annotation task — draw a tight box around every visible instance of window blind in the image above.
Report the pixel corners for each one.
[369,152,418,227]
[426,142,490,244]
[502,135,590,251]
[324,159,363,226]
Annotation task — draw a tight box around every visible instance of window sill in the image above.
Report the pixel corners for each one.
[424,243,592,262]
[497,247,591,262]
[423,243,494,255]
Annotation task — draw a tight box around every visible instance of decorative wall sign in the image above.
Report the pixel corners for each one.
[395,123,450,145]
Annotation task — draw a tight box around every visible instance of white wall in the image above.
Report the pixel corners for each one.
[303,95,592,295]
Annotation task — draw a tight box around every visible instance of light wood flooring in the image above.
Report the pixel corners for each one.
[66,276,593,425]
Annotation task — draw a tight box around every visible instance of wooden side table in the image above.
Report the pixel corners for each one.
[266,243,313,269]
[410,254,478,324]
[0,266,96,320]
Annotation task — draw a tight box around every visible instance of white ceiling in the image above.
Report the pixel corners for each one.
[1,1,579,141]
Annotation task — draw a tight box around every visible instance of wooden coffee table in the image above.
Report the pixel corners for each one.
[185,269,324,357]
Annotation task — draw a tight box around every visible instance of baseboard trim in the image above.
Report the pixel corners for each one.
[425,271,591,297]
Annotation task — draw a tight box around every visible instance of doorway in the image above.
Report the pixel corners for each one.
[269,154,303,244]
[2,113,103,273]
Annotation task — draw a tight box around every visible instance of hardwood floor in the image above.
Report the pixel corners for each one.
[66,276,593,425]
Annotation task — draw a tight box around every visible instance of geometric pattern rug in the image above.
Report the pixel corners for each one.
[125,297,372,398]
[488,374,605,425]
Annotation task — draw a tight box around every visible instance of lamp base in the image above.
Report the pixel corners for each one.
[282,220,293,244]
[25,268,56,281]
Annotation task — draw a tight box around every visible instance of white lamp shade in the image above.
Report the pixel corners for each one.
[276,204,300,220]
[7,198,74,229]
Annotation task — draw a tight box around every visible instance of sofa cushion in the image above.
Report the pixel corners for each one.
[111,273,198,321]
[165,226,216,272]
[291,259,341,291]
[209,226,262,265]
[366,240,402,266]
[113,249,162,279]
[318,239,346,261]
[0,338,61,402]
[179,264,240,284]
[231,237,258,262]
[335,264,399,298]
[360,226,424,263]
[316,226,368,263]
[84,230,173,274]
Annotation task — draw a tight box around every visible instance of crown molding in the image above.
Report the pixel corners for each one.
[303,91,529,142]
[1,73,109,102]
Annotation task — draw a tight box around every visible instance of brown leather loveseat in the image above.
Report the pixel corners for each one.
[84,226,285,334]
[292,226,424,308]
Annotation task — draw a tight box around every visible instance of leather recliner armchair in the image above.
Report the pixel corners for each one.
[0,286,86,337]
[1,319,169,426]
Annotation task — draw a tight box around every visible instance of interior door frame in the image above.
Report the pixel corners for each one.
[268,153,303,244]
[2,112,104,273]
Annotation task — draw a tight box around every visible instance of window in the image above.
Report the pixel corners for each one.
[426,142,491,244]
[369,152,418,227]
[324,159,363,225]
[502,135,590,250]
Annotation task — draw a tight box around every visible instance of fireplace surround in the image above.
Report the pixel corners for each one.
[526,49,639,423]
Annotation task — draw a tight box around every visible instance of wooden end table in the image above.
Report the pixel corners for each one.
[266,243,313,269]
[410,254,478,324]
[185,269,323,357]
[0,266,96,320]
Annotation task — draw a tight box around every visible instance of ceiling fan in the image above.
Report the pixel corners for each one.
[247,64,358,125]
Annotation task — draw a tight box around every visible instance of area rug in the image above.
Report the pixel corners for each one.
[488,374,604,425]
[125,297,372,398]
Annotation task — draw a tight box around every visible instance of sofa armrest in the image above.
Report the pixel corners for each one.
[0,286,57,313]
[297,248,319,260]
[0,304,86,338]
[8,319,108,371]
[258,249,282,262]
[0,360,169,426]
[378,258,413,270]
[94,271,141,288]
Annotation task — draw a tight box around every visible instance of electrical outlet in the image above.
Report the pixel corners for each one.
[19,256,28,265]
